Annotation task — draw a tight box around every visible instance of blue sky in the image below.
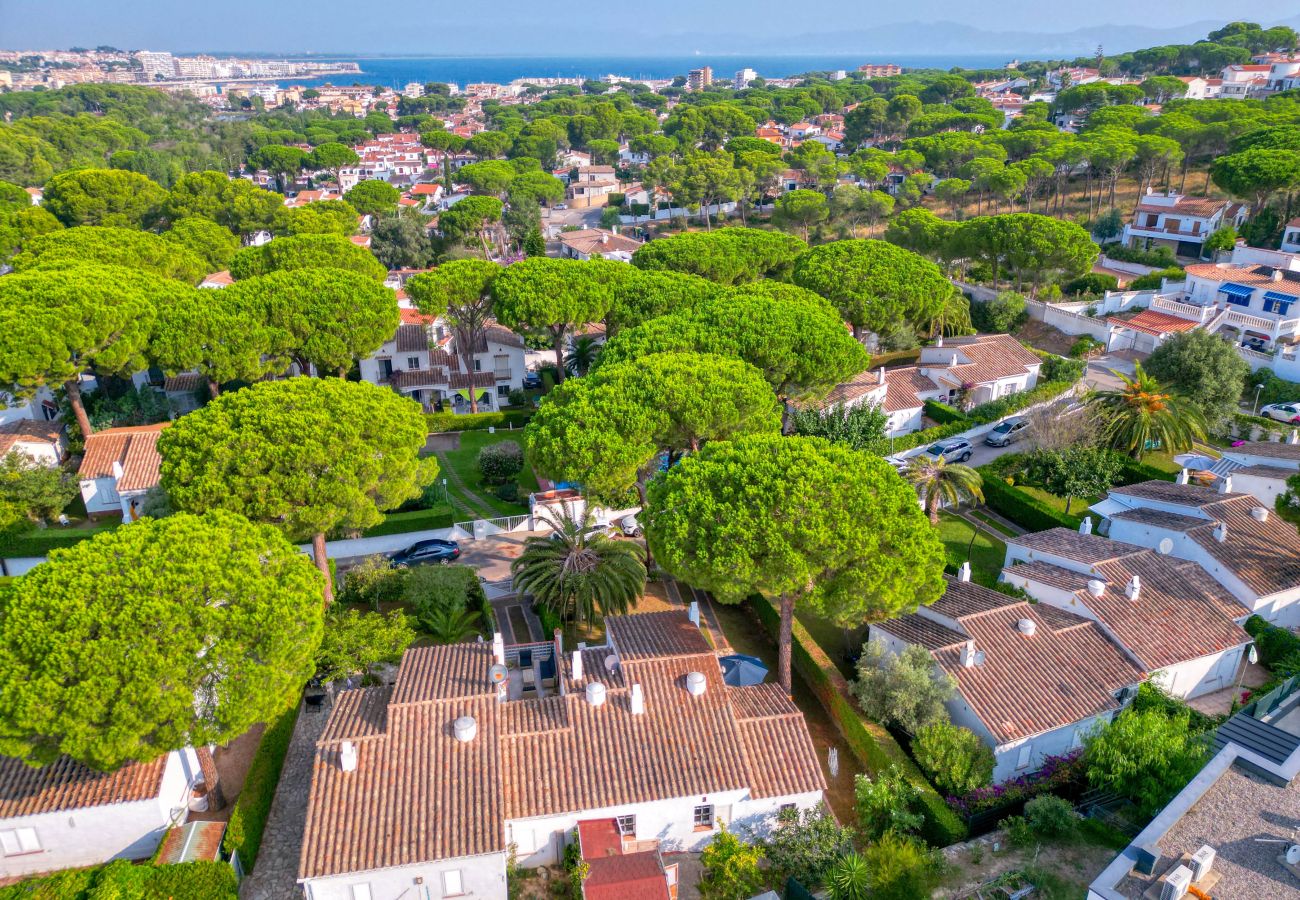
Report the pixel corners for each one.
[0,0,1289,55]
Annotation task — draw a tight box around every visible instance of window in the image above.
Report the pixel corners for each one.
[616,815,636,836]
[407,356,421,370]
[442,869,464,897]
[0,828,40,855]
[1265,296,1294,316]
[1016,744,1033,770]
[693,804,714,829]
[497,384,510,397]
[349,886,372,900]
[473,358,482,372]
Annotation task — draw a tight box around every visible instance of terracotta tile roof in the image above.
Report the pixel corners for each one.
[0,753,169,818]
[1187,494,1300,597]
[78,423,169,492]
[932,334,1041,385]
[399,307,436,326]
[319,686,391,744]
[394,323,430,353]
[820,369,885,408]
[1108,310,1201,337]
[391,643,498,706]
[1224,441,1300,462]
[200,270,233,287]
[1109,480,1244,506]
[163,372,207,393]
[449,371,497,389]
[0,419,63,455]
[1008,527,1145,565]
[729,683,800,720]
[607,611,713,660]
[1184,263,1300,289]
[1226,463,1294,478]
[882,366,939,413]
[155,820,226,864]
[391,368,448,389]
[475,325,526,351]
[876,613,967,650]
[559,228,644,256]
[1134,196,1233,218]
[1110,507,1205,531]
[585,851,670,900]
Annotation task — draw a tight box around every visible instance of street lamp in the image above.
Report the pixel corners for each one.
[1254,383,1265,415]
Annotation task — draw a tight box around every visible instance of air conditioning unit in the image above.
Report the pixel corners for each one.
[1161,865,1192,900]
[1190,845,1215,883]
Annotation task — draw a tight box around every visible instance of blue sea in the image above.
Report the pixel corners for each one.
[279,54,1015,89]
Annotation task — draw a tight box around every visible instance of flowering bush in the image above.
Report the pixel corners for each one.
[945,750,1087,818]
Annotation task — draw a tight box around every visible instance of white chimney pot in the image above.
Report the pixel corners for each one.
[1252,506,1270,522]
[687,601,700,626]
[571,649,584,681]
[1087,578,1106,598]
[630,682,645,715]
[492,632,506,667]
[1214,523,1228,543]
[453,715,477,742]
[339,740,358,772]
[1125,575,1141,601]
[1017,618,1037,636]
[685,671,707,696]
[1079,517,1093,535]
[1177,468,1190,485]
[585,681,607,707]
[961,640,977,668]
[1290,429,1299,446]
[1219,475,1234,494]
[957,561,971,582]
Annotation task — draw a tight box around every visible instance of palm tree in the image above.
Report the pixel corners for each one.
[564,336,601,378]
[903,455,984,524]
[511,505,646,627]
[1087,362,1207,459]
[827,853,872,900]
[422,607,482,644]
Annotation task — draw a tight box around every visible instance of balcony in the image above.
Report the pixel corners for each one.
[1124,223,1206,241]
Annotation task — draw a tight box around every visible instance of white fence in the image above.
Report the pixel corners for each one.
[1026,298,1115,345]
[453,513,534,541]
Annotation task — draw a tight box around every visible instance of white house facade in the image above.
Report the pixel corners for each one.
[77,423,169,523]
[359,322,527,413]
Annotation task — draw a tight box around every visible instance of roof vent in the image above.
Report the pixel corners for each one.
[453,716,477,743]
[1079,517,1093,535]
[957,561,971,582]
[1273,267,1285,282]
[630,682,645,715]
[339,740,357,772]
[1017,618,1037,636]
[1252,506,1270,523]
[1219,475,1234,494]
[1177,468,1190,485]
[1158,537,1174,555]
[1087,579,1106,597]
[961,640,978,667]
[877,366,886,385]
[585,681,607,707]
[1214,523,1228,543]
[571,649,584,681]
[685,671,707,697]
[1126,575,1141,601]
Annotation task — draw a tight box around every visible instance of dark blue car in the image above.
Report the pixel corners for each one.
[522,371,542,389]
[389,538,461,568]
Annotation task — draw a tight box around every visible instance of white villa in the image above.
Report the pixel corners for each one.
[1121,191,1246,259]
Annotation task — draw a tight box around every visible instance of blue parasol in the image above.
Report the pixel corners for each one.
[720,654,769,687]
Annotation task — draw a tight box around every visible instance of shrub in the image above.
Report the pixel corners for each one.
[966,378,1079,424]
[1069,335,1106,359]
[1249,369,1300,409]
[426,410,532,432]
[826,852,871,900]
[854,765,925,841]
[971,291,1028,333]
[0,859,238,900]
[1244,614,1300,668]
[1104,243,1179,267]
[978,466,1082,531]
[999,814,1034,847]
[223,704,300,870]
[883,420,971,454]
[912,721,995,796]
[507,388,528,407]
[496,482,520,502]
[1036,353,1086,383]
[1128,266,1186,290]
[1085,706,1207,814]
[947,750,1088,818]
[922,399,967,426]
[760,806,855,889]
[879,320,919,352]
[478,440,525,484]
[698,827,765,900]
[858,834,940,900]
[404,564,484,630]
[1063,273,1118,296]
[1023,795,1078,838]
[338,554,407,608]
[852,640,955,734]
[792,401,890,453]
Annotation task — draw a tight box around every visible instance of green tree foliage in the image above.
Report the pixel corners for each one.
[790,401,889,453]
[165,216,241,271]
[773,188,829,240]
[631,227,806,284]
[511,505,646,626]
[307,141,360,182]
[852,640,955,733]
[604,268,723,336]
[647,434,944,690]
[314,608,415,684]
[491,256,616,381]
[282,199,360,236]
[0,451,79,524]
[970,290,1028,333]
[793,238,954,339]
[337,553,408,609]
[859,834,940,900]
[854,765,926,841]
[698,827,765,900]
[344,179,401,217]
[1088,361,1207,459]
[228,232,387,281]
[11,225,207,283]
[41,168,166,228]
[406,259,500,412]
[249,144,307,190]
[1212,148,1300,210]
[439,195,504,257]
[459,160,517,196]
[0,265,175,436]
[0,510,323,770]
[1145,328,1251,423]
[1085,706,1207,813]
[372,207,439,269]
[0,205,64,259]
[912,721,995,796]
[164,171,285,235]
[149,283,274,398]
[760,807,855,890]
[159,378,435,601]
[477,440,524,484]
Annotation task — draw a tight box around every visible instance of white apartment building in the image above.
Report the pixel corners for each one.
[359,322,526,413]
[1122,191,1247,259]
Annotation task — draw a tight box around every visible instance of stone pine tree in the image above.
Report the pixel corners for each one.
[0,265,179,437]
[405,259,500,413]
[646,434,945,691]
[0,511,324,771]
[159,378,436,602]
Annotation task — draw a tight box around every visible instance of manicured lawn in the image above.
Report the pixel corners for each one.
[361,504,455,536]
[1013,484,1100,518]
[1141,450,1191,474]
[435,430,541,520]
[936,511,1007,588]
[969,509,1018,537]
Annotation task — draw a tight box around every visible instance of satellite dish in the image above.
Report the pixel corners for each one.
[489,663,509,685]
[1158,538,1174,555]
[604,654,618,673]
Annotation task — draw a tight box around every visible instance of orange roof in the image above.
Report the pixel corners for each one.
[201,270,233,286]
[409,183,441,195]
[0,753,169,817]
[0,419,63,455]
[78,423,169,492]
[1107,309,1201,336]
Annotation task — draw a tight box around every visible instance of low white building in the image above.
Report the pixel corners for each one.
[77,423,168,523]
[0,747,215,879]
[1090,478,1300,628]
[870,573,1143,783]
[1122,191,1247,259]
[359,322,526,413]
[1001,526,1251,700]
[297,610,826,900]
[557,228,643,262]
[0,419,65,468]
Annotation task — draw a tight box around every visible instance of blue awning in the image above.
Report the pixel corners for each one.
[1219,282,1255,298]
[1264,290,1298,304]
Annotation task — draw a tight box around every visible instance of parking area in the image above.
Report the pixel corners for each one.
[455,530,542,581]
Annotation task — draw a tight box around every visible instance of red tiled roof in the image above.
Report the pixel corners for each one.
[1107,310,1201,337]
[0,419,63,455]
[1184,263,1300,289]
[585,852,670,900]
[933,334,1042,385]
[78,423,169,492]
[0,753,169,818]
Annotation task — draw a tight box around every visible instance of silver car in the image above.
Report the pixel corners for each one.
[984,416,1030,447]
[922,438,973,463]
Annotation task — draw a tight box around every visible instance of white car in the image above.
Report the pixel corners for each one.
[921,438,973,463]
[1261,402,1300,424]
[618,514,642,537]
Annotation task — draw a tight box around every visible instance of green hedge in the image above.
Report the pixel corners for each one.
[0,859,237,900]
[923,400,966,425]
[1114,457,1177,485]
[886,421,971,454]
[965,378,1078,424]
[426,410,533,433]
[978,468,1081,532]
[1245,614,1300,667]
[3,523,120,557]
[748,594,967,846]
[223,703,300,871]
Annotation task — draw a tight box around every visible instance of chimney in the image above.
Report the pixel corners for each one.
[1274,267,1285,282]
[571,649,584,681]
[1125,575,1141,601]
[585,681,607,707]
[688,601,700,627]
[339,741,357,772]
[1177,468,1190,485]
[961,640,977,668]
[1219,475,1234,494]
[553,628,563,663]
[936,335,944,348]
[685,671,707,696]
[1252,506,1270,523]
[1017,618,1037,636]
[453,715,478,742]
[630,682,645,715]
[878,366,886,385]
[1079,517,1093,535]
[492,632,505,667]
[957,561,971,582]
[1088,578,1106,597]
[1214,523,1228,543]
[601,233,609,244]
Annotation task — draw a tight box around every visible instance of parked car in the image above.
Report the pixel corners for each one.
[389,538,461,567]
[984,416,1030,447]
[522,371,542,389]
[1261,402,1300,424]
[1243,336,1269,353]
[921,438,973,462]
[618,514,642,537]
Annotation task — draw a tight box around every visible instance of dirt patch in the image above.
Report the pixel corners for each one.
[1015,318,1079,358]
[190,723,265,821]
[937,830,1120,899]
[423,432,461,453]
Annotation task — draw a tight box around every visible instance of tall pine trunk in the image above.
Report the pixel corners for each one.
[778,592,796,693]
[313,532,334,604]
[65,378,92,438]
[552,325,567,384]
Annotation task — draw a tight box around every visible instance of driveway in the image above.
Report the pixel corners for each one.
[1086,351,1145,391]
[542,205,602,233]
[456,530,545,581]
